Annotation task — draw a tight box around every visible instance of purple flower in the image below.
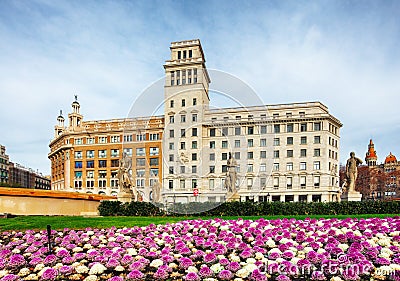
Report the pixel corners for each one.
[184,272,200,281]
[153,268,169,280]
[250,269,267,281]
[376,257,390,265]
[129,261,146,271]
[203,253,217,263]
[40,268,58,280]
[107,277,124,281]
[126,270,144,281]
[311,271,326,280]
[106,258,120,268]
[179,257,193,269]
[59,265,74,275]
[43,254,57,266]
[0,274,20,281]
[218,270,233,280]
[276,274,291,281]
[121,254,134,265]
[226,261,241,272]
[199,265,213,278]
[8,254,26,269]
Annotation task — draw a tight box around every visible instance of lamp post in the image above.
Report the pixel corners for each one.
[266,193,270,202]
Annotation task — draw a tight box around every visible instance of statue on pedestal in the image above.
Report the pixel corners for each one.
[345,152,363,193]
[152,180,161,203]
[224,153,237,193]
[117,152,137,201]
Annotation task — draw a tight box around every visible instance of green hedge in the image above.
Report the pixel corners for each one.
[98,200,400,217]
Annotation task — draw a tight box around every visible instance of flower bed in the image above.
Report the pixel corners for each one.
[0,217,399,280]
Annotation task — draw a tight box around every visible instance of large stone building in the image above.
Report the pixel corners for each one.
[363,139,399,199]
[0,144,50,189]
[48,98,164,199]
[0,145,9,184]
[49,39,342,203]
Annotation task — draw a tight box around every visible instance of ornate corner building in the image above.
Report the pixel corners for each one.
[49,39,342,203]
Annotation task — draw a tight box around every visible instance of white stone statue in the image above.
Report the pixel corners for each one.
[152,180,161,203]
[345,152,363,193]
[224,153,237,193]
[117,152,138,201]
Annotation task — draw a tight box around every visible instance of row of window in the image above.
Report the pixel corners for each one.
[74,158,161,169]
[208,122,322,136]
[169,128,198,138]
[170,97,197,108]
[169,114,197,123]
[168,160,322,175]
[171,69,198,86]
[167,175,323,190]
[74,177,159,188]
[205,149,322,162]
[209,112,309,122]
[73,133,161,145]
[75,147,161,159]
[177,50,194,60]
[207,136,322,149]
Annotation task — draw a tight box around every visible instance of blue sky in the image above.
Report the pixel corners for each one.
[0,0,399,174]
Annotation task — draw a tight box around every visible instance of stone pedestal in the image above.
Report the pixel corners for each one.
[227,191,240,202]
[117,191,133,203]
[341,191,362,202]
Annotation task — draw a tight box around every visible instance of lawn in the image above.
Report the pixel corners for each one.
[0,213,398,231]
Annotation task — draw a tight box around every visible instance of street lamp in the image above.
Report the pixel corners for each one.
[173,194,176,214]
[266,193,270,202]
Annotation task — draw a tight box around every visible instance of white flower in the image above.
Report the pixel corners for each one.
[390,264,400,271]
[250,222,258,228]
[317,248,326,254]
[265,239,276,248]
[236,268,250,278]
[246,258,256,264]
[87,230,94,236]
[126,248,137,256]
[34,264,45,272]
[390,231,400,237]
[0,270,9,278]
[275,258,284,263]
[18,267,30,277]
[220,225,229,231]
[237,220,244,226]
[303,247,313,253]
[375,266,393,276]
[269,248,282,254]
[84,275,98,281]
[75,265,89,274]
[255,252,264,260]
[210,263,224,273]
[234,278,244,281]
[150,259,163,268]
[73,247,83,253]
[108,237,116,242]
[25,274,39,280]
[12,249,21,254]
[229,254,241,262]
[187,266,198,273]
[338,244,349,251]
[54,263,63,269]
[378,239,391,247]
[89,263,107,275]
[244,263,258,272]
[280,238,290,244]
[114,266,125,272]
[83,244,93,250]
[169,263,178,269]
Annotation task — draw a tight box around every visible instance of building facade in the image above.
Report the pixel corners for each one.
[363,139,399,199]
[49,39,342,203]
[0,145,9,184]
[48,98,164,199]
